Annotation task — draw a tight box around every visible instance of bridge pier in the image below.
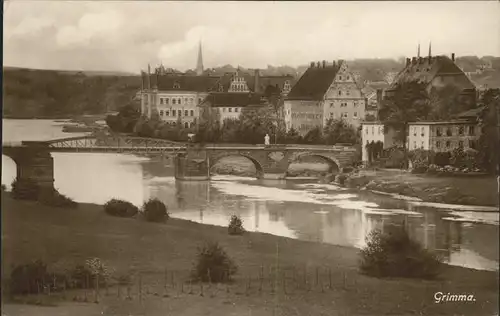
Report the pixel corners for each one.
[174,151,210,181]
[3,147,55,198]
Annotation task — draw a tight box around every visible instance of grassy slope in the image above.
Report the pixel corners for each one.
[1,193,498,316]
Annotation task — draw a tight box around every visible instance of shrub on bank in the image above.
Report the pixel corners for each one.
[104,199,139,218]
[359,226,441,279]
[192,242,237,283]
[228,215,245,235]
[38,189,78,209]
[143,198,169,222]
[70,258,112,288]
[11,179,39,201]
[9,260,51,296]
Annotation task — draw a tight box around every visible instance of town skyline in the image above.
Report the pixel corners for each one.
[3,1,500,73]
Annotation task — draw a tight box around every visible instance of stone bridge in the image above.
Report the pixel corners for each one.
[2,135,358,194]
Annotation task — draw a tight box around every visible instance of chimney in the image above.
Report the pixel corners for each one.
[419,57,423,64]
[317,61,321,68]
[322,60,326,68]
[451,53,455,62]
[254,69,260,93]
[310,61,315,68]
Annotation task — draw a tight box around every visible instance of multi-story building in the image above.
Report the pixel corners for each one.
[284,60,367,135]
[360,121,400,162]
[200,92,268,122]
[407,121,480,152]
[386,46,476,108]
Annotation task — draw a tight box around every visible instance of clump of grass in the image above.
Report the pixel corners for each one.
[104,199,139,218]
[228,215,245,235]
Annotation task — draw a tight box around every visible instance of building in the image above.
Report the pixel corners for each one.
[360,121,400,162]
[284,60,367,135]
[386,45,476,107]
[407,121,480,152]
[200,92,268,122]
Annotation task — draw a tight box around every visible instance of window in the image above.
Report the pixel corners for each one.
[330,113,334,118]
[458,126,464,135]
[458,141,464,148]
[198,98,202,104]
[413,141,417,149]
[235,108,239,112]
[178,98,182,104]
[338,90,342,96]
[339,76,342,80]
[347,76,350,80]
[436,127,442,136]
[421,127,425,136]
[184,98,188,103]
[346,90,350,96]
[165,98,169,105]
[436,141,441,149]
[190,98,194,104]
[371,126,374,135]
[468,126,475,136]
[229,108,232,112]
[159,110,164,116]
[378,126,381,134]
[172,110,176,116]
[446,141,451,148]
[421,141,424,149]
[173,99,177,105]
[173,82,180,89]
[413,127,416,136]
[184,122,189,128]
[165,110,170,116]
[330,102,334,108]
[365,127,369,134]
[190,110,194,116]
[446,128,452,136]
[178,110,181,116]
[354,112,358,118]
[160,98,164,105]
[469,139,476,149]
[185,110,188,116]
[354,101,358,107]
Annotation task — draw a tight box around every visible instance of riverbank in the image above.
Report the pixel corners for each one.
[339,169,499,208]
[1,193,498,316]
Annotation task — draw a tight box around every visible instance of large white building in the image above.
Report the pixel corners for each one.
[284,60,367,135]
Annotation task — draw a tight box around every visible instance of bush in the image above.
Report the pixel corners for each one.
[11,179,40,200]
[70,258,112,289]
[38,189,78,208]
[9,260,51,295]
[104,199,139,218]
[359,226,441,279]
[450,147,466,168]
[192,242,237,283]
[433,152,451,167]
[1,184,6,192]
[228,215,245,235]
[143,198,169,222]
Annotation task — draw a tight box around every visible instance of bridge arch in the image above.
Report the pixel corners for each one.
[209,152,264,178]
[289,152,341,174]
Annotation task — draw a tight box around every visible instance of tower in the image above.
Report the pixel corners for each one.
[417,42,421,58]
[196,41,204,76]
[428,41,432,58]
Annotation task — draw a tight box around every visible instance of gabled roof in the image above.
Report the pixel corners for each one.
[243,74,295,93]
[154,75,221,92]
[286,63,341,100]
[390,55,475,90]
[202,92,267,108]
[454,106,485,119]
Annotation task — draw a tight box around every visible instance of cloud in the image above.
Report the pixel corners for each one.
[9,16,54,37]
[56,10,123,47]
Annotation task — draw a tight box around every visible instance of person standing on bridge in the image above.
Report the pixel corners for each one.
[264,134,270,146]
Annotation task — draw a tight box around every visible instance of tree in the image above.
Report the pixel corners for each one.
[302,126,324,145]
[106,103,140,133]
[323,119,358,145]
[237,107,275,144]
[195,107,222,143]
[280,128,302,144]
[477,89,500,173]
[378,80,431,166]
[428,85,475,120]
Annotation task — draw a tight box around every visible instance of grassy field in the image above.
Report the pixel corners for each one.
[361,169,499,207]
[1,193,498,316]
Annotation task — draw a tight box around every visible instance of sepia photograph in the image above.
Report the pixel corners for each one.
[1,1,499,315]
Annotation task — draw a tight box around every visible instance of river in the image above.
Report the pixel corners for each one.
[2,119,499,271]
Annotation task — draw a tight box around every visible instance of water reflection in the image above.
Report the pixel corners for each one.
[1,119,498,271]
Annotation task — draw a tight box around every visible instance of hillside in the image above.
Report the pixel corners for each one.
[2,67,141,119]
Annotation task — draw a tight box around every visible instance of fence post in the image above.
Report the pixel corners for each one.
[95,274,100,303]
[259,265,263,293]
[200,281,204,297]
[329,267,332,290]
[315,266,319,288]
[343,271,347,290]
[84,274,89,302]
[139,274,143,304]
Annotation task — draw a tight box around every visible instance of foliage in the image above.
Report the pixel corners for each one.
[143,198,169,222]
[408,149,432,167]
[477,89,500,173]
[106,103,141,133]
[323,119,358,145]
[9,260,51,295]
[428,85,476,120]
[359,226,442,279]
[280,128,302,144]
[450,147,467,169]
[433,152,451,167]
[38,189,78,208]
[192,242,237,283]
[70,258,112,288]
[3,68,139,118]
[302,126,324,144]
[1,184,7,192]
[381,146,406,168]
[104,199,139,218]
[228,215,245,235]
[195,107,222,143]
[11,179,40,201]
[366,141,384,162]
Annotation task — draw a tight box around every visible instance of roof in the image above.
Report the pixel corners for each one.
[455,106,485,119]
[202,92,268,108]
[153,74,221,92]
[407,120,476,125]
[286,63,341,100]
[390,55,475,90]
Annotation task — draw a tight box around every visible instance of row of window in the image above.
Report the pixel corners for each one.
[218,107,240,113]
[229,84,249,92]
[163,120,195,129]
[435,139,476,149]
[159,109,196,117]
[337,75,350,81]
[435,126,475,137]
[158,97,203,105]
[365,126,384,135]
[330,112,358,119]
[291,113,322,119]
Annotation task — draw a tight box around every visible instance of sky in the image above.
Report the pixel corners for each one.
[3,1,500,73]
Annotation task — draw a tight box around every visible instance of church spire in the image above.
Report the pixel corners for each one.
[428,41,432,58]
[196,40,204,76]
[417,42,420,58]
